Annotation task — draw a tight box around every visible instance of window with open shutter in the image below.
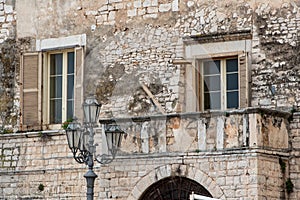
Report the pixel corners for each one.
[196,54,248,111]
[42,48,84,127]
[183,31,251,112]
[20,35,86,131]
[20,52,42,131]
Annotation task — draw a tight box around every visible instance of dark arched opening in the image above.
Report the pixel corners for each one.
[138,176,213,200]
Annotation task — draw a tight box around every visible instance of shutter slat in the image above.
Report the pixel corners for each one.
[21,53,41,130]
[239,53,248,108]
[196,61,203,111]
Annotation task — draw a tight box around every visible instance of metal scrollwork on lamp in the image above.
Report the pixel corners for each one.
[65,96,124,200]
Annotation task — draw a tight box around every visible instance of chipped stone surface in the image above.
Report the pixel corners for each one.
[0,0,300,199]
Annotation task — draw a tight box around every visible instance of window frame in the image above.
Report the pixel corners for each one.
[43,48,75,128]
[197,56,240,111]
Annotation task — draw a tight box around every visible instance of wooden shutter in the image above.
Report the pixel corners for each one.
[195,61,203,112]
[74,47,84,121]
[239,53,248,108]
[20,53,42,131]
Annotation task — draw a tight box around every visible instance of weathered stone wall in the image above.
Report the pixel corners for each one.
[0,0,300,199]
[13,0,300,119]
[289,112,300,199]
[0,131,290,200]
[0,0,21,132]
[251,2,300,110]
[105,108,290,154]
[0,131,90,199]
[0,109,291,199]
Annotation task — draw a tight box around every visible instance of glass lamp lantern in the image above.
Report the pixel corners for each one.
[83,96,101,124]
[65,96,125,200]
[94,123,125,164]
[105,124,124,155]
[66,118,82,152]
[65,118,86,163]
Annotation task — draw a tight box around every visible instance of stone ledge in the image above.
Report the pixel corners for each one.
[0,130,63,139]
[99,107,291,124]
[183,30,252,44]
[113,148,290,161]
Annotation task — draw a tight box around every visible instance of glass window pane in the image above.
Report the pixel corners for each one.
[227,91,239,108]
[67,74,74,99]
[67,100,74,120]
[204,92,221,110]
[203,60,220,75]
[50,99,62,123]
[226,73,239,90]
[68,52,74,74]
[226,58,238,72]
[204,75,220,92]
[50,76,62,98]
[50,54,63,75]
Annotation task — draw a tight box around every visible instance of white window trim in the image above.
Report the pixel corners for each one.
[184,38,250,112]
[36,34,86,51]
[185,39,251,59]
[43,49,75,129]
[38,35,85,129]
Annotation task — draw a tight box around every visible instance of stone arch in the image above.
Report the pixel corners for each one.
[138,176,213,200]
[126,163,226,200]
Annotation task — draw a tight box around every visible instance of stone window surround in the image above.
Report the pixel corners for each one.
[33,34,86,129]
[36,34,86,51]
[182,31,252,112]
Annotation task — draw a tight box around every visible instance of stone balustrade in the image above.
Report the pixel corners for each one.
[100,107,290,155]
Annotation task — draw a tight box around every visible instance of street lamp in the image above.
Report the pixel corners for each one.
[65,96,124,200]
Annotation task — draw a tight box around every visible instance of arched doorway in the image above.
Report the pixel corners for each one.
[138,176,213,200]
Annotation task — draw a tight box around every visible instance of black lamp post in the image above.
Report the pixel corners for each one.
[65,96,124,200]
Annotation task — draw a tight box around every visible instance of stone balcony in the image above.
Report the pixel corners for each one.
[99,108,291,154]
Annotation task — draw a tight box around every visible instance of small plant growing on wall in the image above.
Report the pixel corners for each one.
[286,178,294,194]
[279,158,286,174]
[62,119,73,130]
[38,131,51,142]
[38,183,45,192]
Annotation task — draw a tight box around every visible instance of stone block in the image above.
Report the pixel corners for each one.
[143,13,157,19]
[110,0,122,2]
[147,6,158,14]
[138,8,146,15]
[127,9,137,17]
[108,11,116,21]
[159,3,171,12]
[4,5,12,14]
[143,0,151,7]
[85,10,98,16]
[151,0,158,6]
[115,3,124,9]
[134,0,141,8]
[96,15,107,24]
[172,0,179,11]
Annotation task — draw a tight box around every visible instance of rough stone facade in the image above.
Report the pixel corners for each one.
[0,109,291,199]
[0,0,300,199]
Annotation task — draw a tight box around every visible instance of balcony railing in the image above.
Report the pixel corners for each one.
[99,108,291,154]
